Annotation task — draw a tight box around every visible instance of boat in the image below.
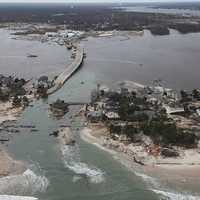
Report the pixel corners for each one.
[27,54,38,58]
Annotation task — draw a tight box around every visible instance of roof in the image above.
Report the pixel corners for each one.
[87,111,102,118]
[163,105,185,115]
[196,109,200,116]
[104,111,120,119]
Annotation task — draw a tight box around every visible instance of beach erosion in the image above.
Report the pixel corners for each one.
[0,102,49,199]
[0,148,49,199]
[1,21,200,200]
[80,126,200,200]
[58,127,105,184]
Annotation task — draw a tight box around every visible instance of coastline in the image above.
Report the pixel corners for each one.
[0,101,26,177]
[80,125,200,196]
[0,149,26,177]
[0,101,22,125]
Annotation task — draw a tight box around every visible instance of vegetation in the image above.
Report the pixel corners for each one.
[36,84,48,98]
[12,95,22,107]
[106,90,197,147]
[149,25,170,35]
[0,75,29,108]
[140,117,197,147]
[0,88,9,102]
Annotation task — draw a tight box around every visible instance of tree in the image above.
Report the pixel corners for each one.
[0,88,9,102]
[118,96,129,120]
[180,90,191,102]
[36,84,48,98]
[192,89,200,100]
[12,96,21,107]
[22,96,29,107]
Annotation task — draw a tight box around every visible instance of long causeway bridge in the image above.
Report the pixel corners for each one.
[48,47,84,94]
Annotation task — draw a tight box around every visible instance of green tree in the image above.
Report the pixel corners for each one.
[12,95,21,107]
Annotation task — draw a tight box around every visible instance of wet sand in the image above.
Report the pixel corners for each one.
[80,126,200,196]
[0,149,25,177]
[0,102,26,177]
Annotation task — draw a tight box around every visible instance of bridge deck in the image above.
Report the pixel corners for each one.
[48,47,84,94]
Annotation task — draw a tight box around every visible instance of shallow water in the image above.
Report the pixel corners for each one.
[1,29,200,199]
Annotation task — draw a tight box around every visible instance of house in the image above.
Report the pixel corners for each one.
[87,111,103,123]
[45,32,58,37]
[103,111,120,120]
[163,105,185,115]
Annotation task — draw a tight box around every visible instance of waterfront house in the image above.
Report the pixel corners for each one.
[103,111,120,120]
[87,110,103,123]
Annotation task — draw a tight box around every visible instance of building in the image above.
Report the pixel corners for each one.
[87,111,103,123]
[103,111,120,120]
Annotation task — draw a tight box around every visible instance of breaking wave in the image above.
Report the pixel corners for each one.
[135,172,200,200]
[0,169,49,195]
[134,172,159,188]
[153,189,200,200]
[61,145,105,184]
[0,195,38,200]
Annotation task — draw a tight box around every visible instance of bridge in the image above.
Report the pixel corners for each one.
[48,47,85,95]
[65,102,89,106]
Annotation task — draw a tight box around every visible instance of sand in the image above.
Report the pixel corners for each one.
[0,149,26,177]
[80,125,200,191]
[0,102,26,177]
[0,101,22,125]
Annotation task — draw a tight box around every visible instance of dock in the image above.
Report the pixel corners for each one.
[48,46,85,95]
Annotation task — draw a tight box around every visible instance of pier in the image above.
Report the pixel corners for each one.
[48,47,85,95]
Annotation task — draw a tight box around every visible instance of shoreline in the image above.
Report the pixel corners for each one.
[80,125,200,195]
[0,101,23,125]
[81,124,200,169]
[0,149,26,177]
[0,101,27,178]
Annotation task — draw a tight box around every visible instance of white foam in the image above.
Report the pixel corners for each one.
[134,172,159,188]
[135,172,200,200]
[0,169,49,195]
[0,195,38,200]
[61,145,105,184]
[153,189,200,200]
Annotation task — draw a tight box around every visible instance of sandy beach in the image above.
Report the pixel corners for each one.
[0,101,26,177]
[0,101,22,125]
[0,149,26,177]
[80,125,200,194]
